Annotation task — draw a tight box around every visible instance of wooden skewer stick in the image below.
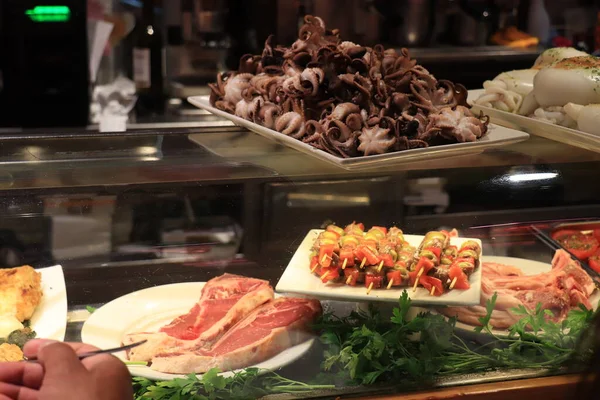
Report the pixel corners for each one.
[377,260,384,272]
[359,258,367,269]
[341,258,348,270]
[311,265,319,273]
[346,275,353,285]
[430,286,436,296]
[386,279,394,289]
[320,271,330,281]
[412,268,424,292]
[449,276,457,290]
[366,282,374,295]
[321,254,329,263]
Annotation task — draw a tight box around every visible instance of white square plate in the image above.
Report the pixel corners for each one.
[31,265,68,341]
[188,95,529,171]
[275,230,482,306]
[468,89,600,153]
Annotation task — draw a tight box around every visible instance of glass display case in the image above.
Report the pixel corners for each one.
[1,127,600,399]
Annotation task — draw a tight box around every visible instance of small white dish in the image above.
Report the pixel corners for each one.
[276,230,483,306]
[81,282,315,381]
[29,265,68,341]
[188,95,530,171]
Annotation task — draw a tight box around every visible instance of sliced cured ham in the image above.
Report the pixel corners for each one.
[440,250,597,329]
[160,274,274,341]
[123,274,274,362]
[150,297,322,374]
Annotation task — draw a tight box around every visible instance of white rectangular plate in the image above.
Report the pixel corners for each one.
[468,89,600,153]
[31,265,68,341]
[275,230,482,306]
[188,95,529,170]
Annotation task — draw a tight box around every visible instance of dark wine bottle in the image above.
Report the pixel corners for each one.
[133,0,164,115]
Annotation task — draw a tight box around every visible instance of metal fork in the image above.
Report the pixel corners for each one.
[25,339,148,362]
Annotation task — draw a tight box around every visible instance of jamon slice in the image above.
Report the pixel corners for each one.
[150,297,322,374]
[123,274,273,362]
[160,274,274,341]
[440,250,597,329]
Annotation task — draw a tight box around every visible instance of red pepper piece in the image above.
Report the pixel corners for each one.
[354,245,379,265]
[319,244,335,268]
[380,253,395,268]
[386,270,403,286]
[365,274,383,289]
[420,276,444,296]
[320,267,340,283]
[448,265,470,289]
[339,248,355,266]
[408,257,435,285]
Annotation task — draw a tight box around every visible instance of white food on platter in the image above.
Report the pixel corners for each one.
[81,282,315,381]
[532,47,588,68]
[276,229,483,306]
[564,103,600,136]
[531,56,600,109]
[474,47,596,116]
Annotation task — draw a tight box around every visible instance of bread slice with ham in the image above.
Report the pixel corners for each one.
[150,297,322,373]
[123,274,274,362]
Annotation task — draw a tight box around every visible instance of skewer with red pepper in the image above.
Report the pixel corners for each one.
[448,240,481,289]
[365,266,385,294]
[435,243,458,288]
[410,232,450,295]
[344,266,366,286]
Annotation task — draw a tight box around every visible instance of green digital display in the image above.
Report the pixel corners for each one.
[25,5,71,22]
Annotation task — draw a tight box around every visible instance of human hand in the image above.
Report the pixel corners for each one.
[0,340,132,400]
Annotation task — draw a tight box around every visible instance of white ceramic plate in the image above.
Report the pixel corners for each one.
[81,282,315,381]
[188,95,529,170]
[437,256,600,337]
[275,230,482,306]
[468,89,600,153]
[32,265,68,341]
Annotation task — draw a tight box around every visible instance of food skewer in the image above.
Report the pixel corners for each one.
[307,223,479,295]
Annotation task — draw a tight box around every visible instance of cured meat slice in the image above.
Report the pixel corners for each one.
[160,274,274,341]
[439,250,597,329]
[123,274,274,362]
[149,297,322,373]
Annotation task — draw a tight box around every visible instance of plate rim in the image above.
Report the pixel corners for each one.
[81,281,315,380]
[275,229,483,306]
[188,95,530,170]
[32,265,67,342]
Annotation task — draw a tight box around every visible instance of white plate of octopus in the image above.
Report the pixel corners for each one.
[469,89,600,153]
[189,95,530,171]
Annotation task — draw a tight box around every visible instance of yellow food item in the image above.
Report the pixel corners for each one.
[0,266,42,322]
[0,343,24,362]
[491,26,539,48]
